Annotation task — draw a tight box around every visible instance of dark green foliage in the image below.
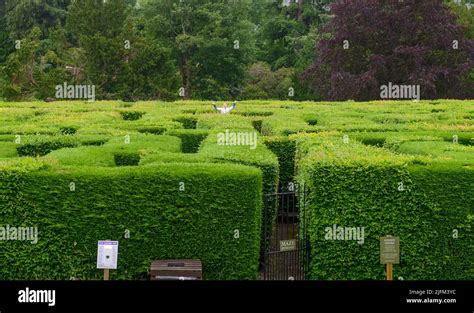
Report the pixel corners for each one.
[254,1,330,70]
[240,62,294,100]
[78,135,110,146]
[360,138,386,147]
[264,137,296,185]
[304,114,318,126]
[252,120,262,133]
[1,0,70,101]
[137,127,166,135]
[144,0,255,99]
[17,135,80,156]
[66,0,180,100]
[181,109,196,115]
[117,36,181,101]
[2,0,470,101]
[0,1,12,64]
[0,161,263,279]
[59,126,78,135]
[114,152,140,166]
[5,0,70,40]
[120,111,145,121]
[1,28,43,100]
[166,129,209,153]
[235,111,273,117]
[448,0,474,39]
[172,116,197,129]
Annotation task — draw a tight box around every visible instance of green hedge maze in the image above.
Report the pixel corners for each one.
[0,100,472,280]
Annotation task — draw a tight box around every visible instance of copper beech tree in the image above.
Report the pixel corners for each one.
[302,0,474,101]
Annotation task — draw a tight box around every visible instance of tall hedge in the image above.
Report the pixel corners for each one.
[264,136,296,186]
[199,129,279,194]
[408,163,474,279]
[389,138,473,278]
[166,129,209,153]
[16,135,80,156]
[199,129,279,260]
[0,161,263,280]
[47,134,182,167]
[297,137,452,280]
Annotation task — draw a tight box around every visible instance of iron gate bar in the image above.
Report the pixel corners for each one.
[261,184,309,280]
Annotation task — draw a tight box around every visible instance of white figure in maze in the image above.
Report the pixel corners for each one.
[213,101,237,115]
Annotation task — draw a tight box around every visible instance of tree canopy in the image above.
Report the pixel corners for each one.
[0,0,472,101]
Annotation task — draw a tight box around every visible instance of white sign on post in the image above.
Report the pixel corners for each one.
[97,240,118,269]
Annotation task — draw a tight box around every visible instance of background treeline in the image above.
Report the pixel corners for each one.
[0,0,472,101]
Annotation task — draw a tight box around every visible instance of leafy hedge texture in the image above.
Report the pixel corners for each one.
[0,161,263,280]
[297,136,473,280]
[0,99,472,281]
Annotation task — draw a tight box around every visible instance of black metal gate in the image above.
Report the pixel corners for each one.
[260,183,309,280]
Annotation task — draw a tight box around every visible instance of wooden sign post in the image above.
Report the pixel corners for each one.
[104,268,110,281]
[97,240,119,281]
[380,236,399,281]
[386,263,393,281]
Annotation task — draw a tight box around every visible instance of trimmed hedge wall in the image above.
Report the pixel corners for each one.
[139,152,209,165]
[17,135,80,156]
[114,152,141,166]
[137,127,166,135]
[0,142,18,158]
[47,135,182,167]
[199,129,279,194]
[166,129,209,153]
[264,136,296,186]
[199,129,279,260]
[409,163,474,279]
[0,161,263,280]
[103,134,181,153]
[119,111,145,121]
[296,136,469,280]
[1,100,472,280]
[172,116,198,129]
[47,146,117,167]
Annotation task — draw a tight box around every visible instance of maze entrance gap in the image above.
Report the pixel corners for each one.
[260,184,310,280]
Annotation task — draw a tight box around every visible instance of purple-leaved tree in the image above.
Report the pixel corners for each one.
[302,0,474,100]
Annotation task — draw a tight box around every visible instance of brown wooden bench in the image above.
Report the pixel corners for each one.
[149,259,202,280]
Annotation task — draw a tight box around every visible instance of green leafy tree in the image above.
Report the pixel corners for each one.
[144,0,255,100]
[67,0,129,98]
[2,27,43,100]
[448,0,474,39]
[0,1,13,64]
[249,0,334,100]
[67,0,179,100]
[1,0,72,100]
[241,62,294,100]
[256,0,333,70]
[1,26,68,100]
[118,19,181,101]
[5,0,70,40]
